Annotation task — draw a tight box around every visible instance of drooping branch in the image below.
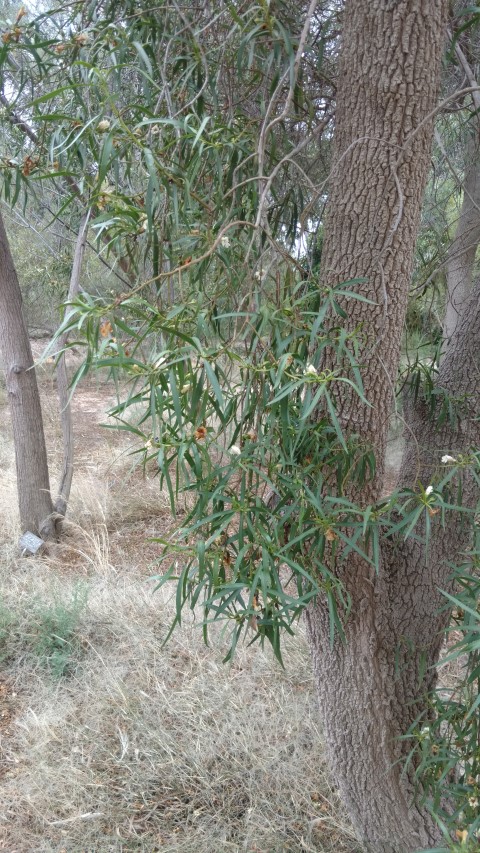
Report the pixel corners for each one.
[0,92,134,289]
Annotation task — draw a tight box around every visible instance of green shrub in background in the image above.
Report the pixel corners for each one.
[0,599,15,663]
[0,585,88,679]
[32,585,88,678]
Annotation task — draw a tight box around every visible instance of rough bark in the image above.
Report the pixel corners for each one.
[0,210,55,538]
[316,0,449,496]
[306,3,453,851]
[55,212,90,518]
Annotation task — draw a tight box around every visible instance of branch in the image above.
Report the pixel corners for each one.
[0,91,38,144]
[254,0,320,236]
[0,92,133,288]
[448,28,480,115]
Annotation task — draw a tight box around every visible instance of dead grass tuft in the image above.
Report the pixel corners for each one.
[0,569,360,852]
[0,374,361,853]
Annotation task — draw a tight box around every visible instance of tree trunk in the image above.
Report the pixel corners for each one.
[306,2,453,850]
[443,131,480,346]
[442,30,480,349]
[0,210,55,539]
[55,211,90,518]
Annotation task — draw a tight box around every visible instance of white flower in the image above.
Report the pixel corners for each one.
[441,454,456,464]
[97,119,110,132]
[254,270,262,281]
[304,363,317,377]
[220,235,231,248]
[425,485,434,496]
[229,445,241,456]
[469,796,479,808]
[420,726,430,737]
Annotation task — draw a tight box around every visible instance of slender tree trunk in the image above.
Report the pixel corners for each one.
[306,3,453,851]
[443,132,480,345]
[443,34,480,348]
[55,211,90,518]
[0,210,55,539]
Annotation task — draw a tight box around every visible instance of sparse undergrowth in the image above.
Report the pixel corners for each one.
[0,583,88,678]
[0,371,360,853]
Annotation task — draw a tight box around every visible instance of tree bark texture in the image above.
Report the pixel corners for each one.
[306,3,455,851]
[0,211,55,538]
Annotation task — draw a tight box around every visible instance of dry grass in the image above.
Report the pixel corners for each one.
[0,370,361,853]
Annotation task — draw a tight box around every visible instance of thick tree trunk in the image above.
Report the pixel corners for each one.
[0,210,55,539]
[306,3,453,851]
